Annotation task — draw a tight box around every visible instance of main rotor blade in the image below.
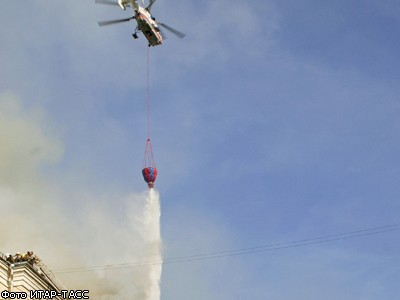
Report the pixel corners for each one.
[98,17,134,26]
[95,0,119,6]
[159,23,185,38]
[146,0,157,11]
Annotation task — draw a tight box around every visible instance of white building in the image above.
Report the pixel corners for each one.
[0,251,65,299]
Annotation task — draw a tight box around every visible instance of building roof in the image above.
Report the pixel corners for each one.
[0,251,65,292]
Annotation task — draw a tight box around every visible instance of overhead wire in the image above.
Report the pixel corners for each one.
[54,222,400,274]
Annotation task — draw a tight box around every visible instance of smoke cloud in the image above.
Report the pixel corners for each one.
[0,92,162,299]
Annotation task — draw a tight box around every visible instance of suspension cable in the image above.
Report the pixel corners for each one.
[146,46,151,140]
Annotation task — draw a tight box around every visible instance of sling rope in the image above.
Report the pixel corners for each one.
[143,46,156,170]
[146,46,151,140]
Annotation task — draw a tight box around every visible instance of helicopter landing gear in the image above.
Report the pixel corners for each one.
[132,33,139,39]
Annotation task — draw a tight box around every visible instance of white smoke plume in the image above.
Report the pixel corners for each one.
[0,92,162,299]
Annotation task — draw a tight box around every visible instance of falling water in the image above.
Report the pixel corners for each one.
[142,189,162,300]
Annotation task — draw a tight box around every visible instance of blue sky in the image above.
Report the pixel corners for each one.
[1,0,400,299]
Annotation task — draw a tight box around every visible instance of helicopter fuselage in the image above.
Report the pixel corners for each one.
[97,0,184,46]
[135,7,163,46]
[119,0,162,46]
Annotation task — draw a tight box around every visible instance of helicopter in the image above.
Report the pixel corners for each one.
[96,0,185,47]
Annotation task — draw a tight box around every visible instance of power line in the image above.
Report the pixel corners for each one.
[54,223,400,274]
